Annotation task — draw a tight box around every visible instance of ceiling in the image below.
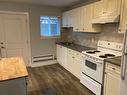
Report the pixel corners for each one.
[0,0,86,7]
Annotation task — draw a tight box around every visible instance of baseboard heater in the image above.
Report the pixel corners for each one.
[32,55,55,63]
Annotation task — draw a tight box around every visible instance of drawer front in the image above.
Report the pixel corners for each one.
[73,51,82,60]
[80,73,102,95]
[67,48,74,55]
[106,62,120,74]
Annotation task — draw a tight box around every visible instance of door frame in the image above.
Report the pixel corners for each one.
[0,11,31,67]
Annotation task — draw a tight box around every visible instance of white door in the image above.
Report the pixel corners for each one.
[0,13,29,66]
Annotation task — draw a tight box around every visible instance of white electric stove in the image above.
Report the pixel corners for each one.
[80,41,123,95]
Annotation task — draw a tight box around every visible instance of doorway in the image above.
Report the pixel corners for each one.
[0,11,31,66]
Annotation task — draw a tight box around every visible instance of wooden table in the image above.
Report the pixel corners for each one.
[0,57,28,95]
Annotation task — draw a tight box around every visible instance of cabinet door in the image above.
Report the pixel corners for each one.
[104,71,120,95]
[78,5,93,32]
[73,59,81,78]
[61,46,67,67]
[72,51,82,78]
[62,12,68,27]
[73,8,81,32]
[67,49,74,72]
[103,0,121,16]
[56,45,67,67]
[67,10,74,27]
[84,4,93,32]
[56,45,62,64]
[119,0,127,33]
[93,1,104,19]
[80,6,86,32]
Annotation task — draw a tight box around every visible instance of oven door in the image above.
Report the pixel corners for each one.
[81,57,104,84]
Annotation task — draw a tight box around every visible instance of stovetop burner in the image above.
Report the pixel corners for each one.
[86,50,101,54]
[86,51,95,54]
[99,55,108,58]
[94,50,101,52]
[105,54,115,57]
[99,54,116,58]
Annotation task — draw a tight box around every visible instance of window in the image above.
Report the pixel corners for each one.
[40,16,60,38]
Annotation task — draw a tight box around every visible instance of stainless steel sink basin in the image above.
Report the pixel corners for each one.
[61,42,74,46]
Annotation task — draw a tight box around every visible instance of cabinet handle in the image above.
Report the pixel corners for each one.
[112,68,116,70]
[118,28,121,32]
[0,48,2,58]
[103,12,107,14]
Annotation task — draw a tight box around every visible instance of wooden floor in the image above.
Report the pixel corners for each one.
[27,64,95,95]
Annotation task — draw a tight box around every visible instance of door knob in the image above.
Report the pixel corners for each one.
[0,42,3,45]
[1,46,5,48]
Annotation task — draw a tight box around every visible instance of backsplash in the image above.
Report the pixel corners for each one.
[60,24,124,48]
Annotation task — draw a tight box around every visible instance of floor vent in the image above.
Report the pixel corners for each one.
[32,55,55,63]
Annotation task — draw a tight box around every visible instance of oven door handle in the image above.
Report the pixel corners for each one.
[84,59,102,65]
[82,55,103,65]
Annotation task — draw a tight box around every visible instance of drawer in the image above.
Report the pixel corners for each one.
[67,48,74,55]
[106,62,120,74]
[73,51,82,60]
[80,73,102,95]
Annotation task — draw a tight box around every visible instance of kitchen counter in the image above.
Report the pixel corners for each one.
[56,42,95,52]
[0,57,28,81]
[104,56,121,67]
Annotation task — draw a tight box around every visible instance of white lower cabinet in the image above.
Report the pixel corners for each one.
[56,45,67,67]
[56,45,82,79]
[56,45,62,64]
[103,62,120,95]
[67,49,82,79]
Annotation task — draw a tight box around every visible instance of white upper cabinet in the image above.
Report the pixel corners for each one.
[80,6,86,31]
[62,0,122,32]
[83,4,94,32]
[62,12,68,27]
[68,10,74,27]
[119,0,127,33]
[103,0,121,16]
[73,7,81,32]
[92,0,121,24]
[62,10,74,27]
[93,0,121,18]
[93,0,104,19]
[62,4,102,32]
[82,4,102,32]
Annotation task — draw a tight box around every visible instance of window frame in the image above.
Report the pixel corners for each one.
[40,16,61,39]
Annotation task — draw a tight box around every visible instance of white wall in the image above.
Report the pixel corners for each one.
[0,2,62,58]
